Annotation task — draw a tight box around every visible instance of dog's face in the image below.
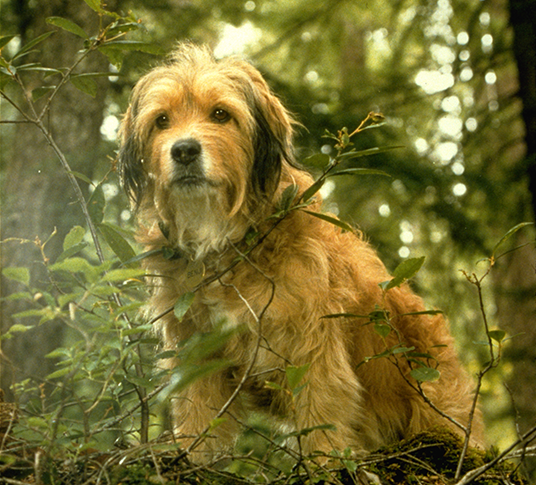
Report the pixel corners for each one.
[118,44,296,256]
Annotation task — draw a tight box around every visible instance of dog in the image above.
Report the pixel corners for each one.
[118,42,483,461]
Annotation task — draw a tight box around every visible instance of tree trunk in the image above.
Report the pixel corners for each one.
[509,0,536,218]
[0,0,111,399]
[500,0,536,478]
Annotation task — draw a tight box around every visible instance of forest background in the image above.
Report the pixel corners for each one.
[1,0,536,482]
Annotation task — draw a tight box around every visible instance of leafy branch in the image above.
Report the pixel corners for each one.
[1,1,164,450]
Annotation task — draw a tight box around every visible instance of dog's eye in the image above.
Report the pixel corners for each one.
[212,108,230,123]
[155,114,169,129]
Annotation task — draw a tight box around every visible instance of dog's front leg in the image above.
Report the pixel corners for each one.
[284,355,376,460]
[170,372,242,463]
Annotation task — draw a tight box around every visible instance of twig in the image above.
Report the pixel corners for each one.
[455,268,499,481]
[455,424,536,485]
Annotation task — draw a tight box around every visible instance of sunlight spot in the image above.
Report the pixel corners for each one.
[451,161,465,175]
[441,95,461,113]
[305,70,319,83]
[460,66,473,82]
[214,22,261,57]
[320,179,335,199]
[459,49,470,62]
[485,70,497,85]
[100,115,119,141]
[415,70,455,94]
[102,183,119,200]
[379,204,391,217]
[312,103,329,114]
[400,229,414,244]
[399,246,410,258]
[438,115,463,138]
[481,34,493,54]
[457,32,469,45]
[434,141,458,163]
[489,100,499,111]
[465,118,478,132]
[479,12,491,27]
[415,138,429,154]
[431,230,444,243]
[452,183,467,197]
[431,44,455,65]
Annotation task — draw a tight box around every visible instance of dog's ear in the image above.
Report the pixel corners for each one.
[118,102,146,210]
[251,104,285,198]
[242,64,296,198]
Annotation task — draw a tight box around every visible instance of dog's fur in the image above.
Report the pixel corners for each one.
[118,43,482,460]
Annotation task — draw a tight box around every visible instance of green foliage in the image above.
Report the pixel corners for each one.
[1,1,535,483]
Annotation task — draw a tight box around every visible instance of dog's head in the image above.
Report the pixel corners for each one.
[118,43,298,256]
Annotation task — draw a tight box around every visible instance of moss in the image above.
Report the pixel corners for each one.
[367,427,526,485]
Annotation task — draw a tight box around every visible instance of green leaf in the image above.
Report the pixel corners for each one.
[488,329,506,343]
[27,417,51,429]
[88,184,105,224]
[107,22,145,37]
[100,267,146,283]
[12,31,55,60]
[12,308,53,320]
[328,168,391,178]
[303,210,354,232]
[97,47,124,69]
[380,256,425,291]
[492,222,534,258]
[403,310,443,317]
[98,223,136,264]
[285,364,310,390]
[302,153,330,169]
[337,145,404,162]
[7,324,30,334]
[0,35,16,51]
[277,184,299,212]
[99,40,166,55]
[321,312,368,319]
[374,323,391,338]
[47,367,73,380]
[64,225,86,251]
[2,267,30,286]
[46,17,88,39]
[49,257,100,283]
[120,248,164,267]
[67,170,93,185]
[300,178,325,203]
[282,423,337,439]
[4,291,33,302]
[174,292,195,322]
[57,242,88,263]
[410,366,440,382]
[161,359,231,400]
[83,0,103,12]
[70,74,97,97]
[32,85,56,101]
[264,381,283,391]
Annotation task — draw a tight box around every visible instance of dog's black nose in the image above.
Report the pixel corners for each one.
[171,139,202,165]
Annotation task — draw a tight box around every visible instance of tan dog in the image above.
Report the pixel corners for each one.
[118,43,482,461]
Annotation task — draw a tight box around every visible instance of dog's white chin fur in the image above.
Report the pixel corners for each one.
[159,184,247,260]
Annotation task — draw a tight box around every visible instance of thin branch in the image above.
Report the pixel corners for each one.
[455,424,536,485]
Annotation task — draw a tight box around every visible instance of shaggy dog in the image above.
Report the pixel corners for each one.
[118,43,482,461]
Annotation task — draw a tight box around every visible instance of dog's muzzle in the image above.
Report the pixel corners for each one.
[171,138,202,165]
[170,138,207,187]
